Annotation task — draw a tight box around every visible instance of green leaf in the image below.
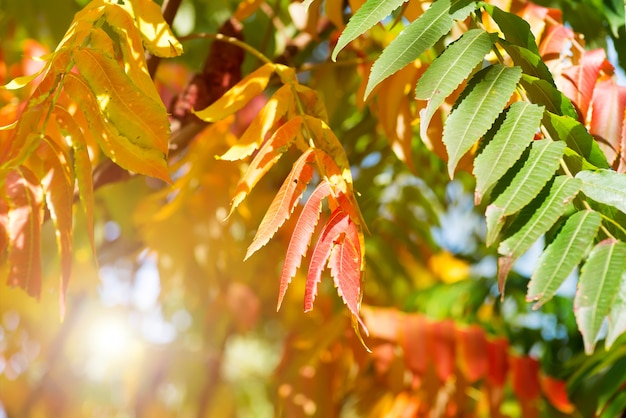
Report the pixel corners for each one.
[473,102,544,204]
[332,0,407,61]
[606,271,626,349]
[483,4,540,55]
[575,239,626,354]
[485,139,566,245]
[500,42,554,84]
[576,169,626,214]
[443,64,522,177]
[365,0,475,98]
[519,74,578,119]
[497,176,582,292]
[527,210,602,308]
[416,29,495,141]
[543,112,610,171]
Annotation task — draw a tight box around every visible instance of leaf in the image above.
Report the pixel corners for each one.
[277,181,332,310]
[510,355,541,401]
[543,112,610,171]
[230,116,303,215]
[443,64,522,177]
[63,73,170,181]
[328,216,365,330]
[125,0,183,57]
[331,0,407,61]
[219,84,293,161]
[500,42,553,84]
[560,48,606,120]
[498,176,582,292]
[485,139,566,246]
[39,138,74,316]
[483,4,540,55]
[245,149,316,260]
[54,106,96,256]
[589,78,626,165]
[541,376,575,414]
[73,48,170,155]
[365,0,475,98]
[4,167,44,298]
[575,239,626,354]
[519,74,578,119]
[193,63,276,122]
[473,102,544,204]
[575,169,626,214]
[401,314,429,376]
[456,325,487,383]
[430,319,456,382]
[416,29,495,141]
[527,210,602,308]
[485,337,509,387]
[304,208,350,311]
[606,271,626,349]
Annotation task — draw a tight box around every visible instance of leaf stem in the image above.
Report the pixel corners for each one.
[178,33,273,65]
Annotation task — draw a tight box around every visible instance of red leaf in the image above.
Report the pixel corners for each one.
[304,208,350,311]
[231,116,303,214]
[539,24,573,58]
[510,355,541,401]
[560,48,607,120]
[486,337,509,387]
[401,314,429,380]
[541,375,574,414]
[456,325,487,383]
[328,215,365,329]
[277,180,331,310]
[590,78,626,165]
[39,138,74,316]
[245,149,316,260]
[4,167,43,298]
[429,319,456,382]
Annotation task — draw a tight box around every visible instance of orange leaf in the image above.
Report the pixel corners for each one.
[125,0,183,57]
[541,375,574,414]
[193,63,275,122]
[590,77,626,165]
[230,116,303,215]
[4,167,43,298]
[486,337,509,387]
[304,208,350,311]
[401,314,429,380]
[277,180,331,310]
[456,325,487,383]
[39,138,74,316]
[245,149,315,260]
[0,199,8,256]
[220,84,293,161]
[328,214,365,330]
[510,355,541,401]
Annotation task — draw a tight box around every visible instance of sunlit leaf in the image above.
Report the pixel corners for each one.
[332,0,407,61]
[474,102,544,204]
[230,116,303,215]
[575,169,626,214]
[527,210,601,308]
[278,181,332,310]
[365,0,475,98]
[444,64,522,177]
[560,49,606,120]
[606,272,626,349]
[498,176,581,292]
[589,78,626,165]
[575,239,626,354]
[416,29,495,142]
[485,140,566,246]
[125,0,183,57]
[245,149,316,260]
[220,85,293,161]
[193,63,276,122]
[4,167,43,298]
[483,4,540,55]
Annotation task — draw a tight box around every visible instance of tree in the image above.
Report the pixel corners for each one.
[0,0,625,416]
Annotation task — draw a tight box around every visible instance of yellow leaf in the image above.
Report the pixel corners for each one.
[63,73,170,182]
[72,48,170,154]
[428,251,470,283]
[125,0,183,57]
[193,63,276,122]
[219,84,293,161]
[325,0,345,29]
[234,0,264,20]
